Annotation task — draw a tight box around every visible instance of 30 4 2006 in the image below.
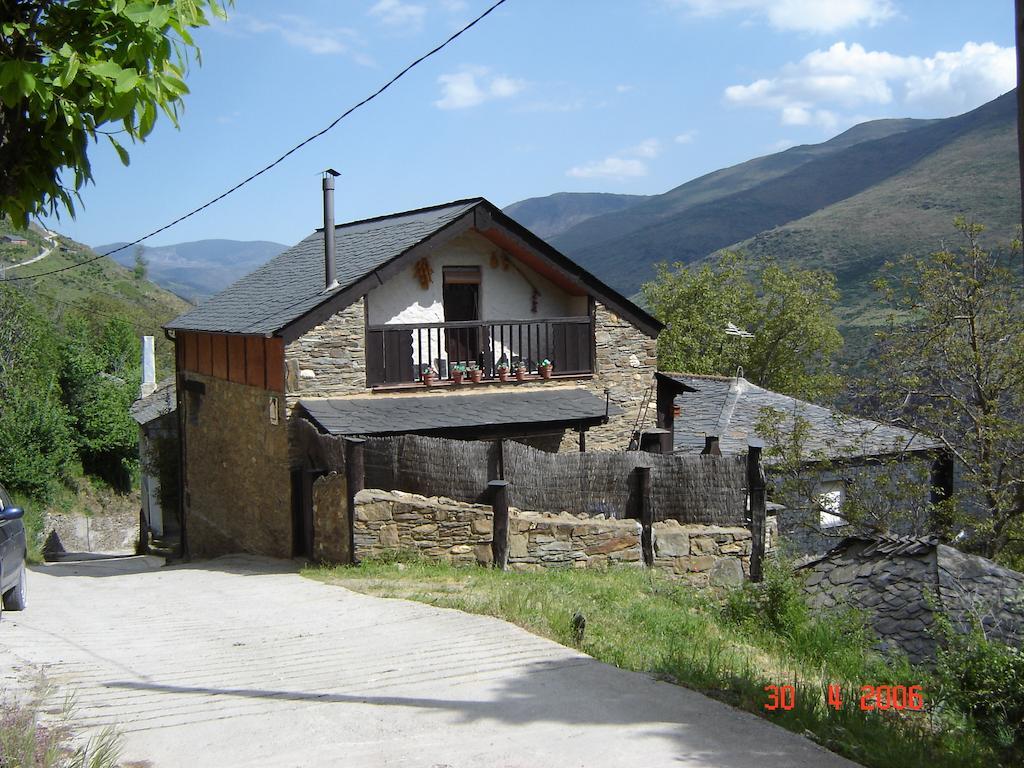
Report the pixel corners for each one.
[763,684,925,712]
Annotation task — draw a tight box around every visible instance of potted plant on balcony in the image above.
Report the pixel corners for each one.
[496,361,510,383]
[451,363,466,384]
[514,361,528,382]
[422,364,438,387]
[539,358,553,380]
[467,362,483,383]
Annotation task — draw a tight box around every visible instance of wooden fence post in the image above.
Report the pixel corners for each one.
[638,466,653,566]
[344,437,365,565]
[747,439,766,583]
[489,480,509,570]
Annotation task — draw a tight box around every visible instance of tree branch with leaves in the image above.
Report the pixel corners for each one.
[0,0,228,225]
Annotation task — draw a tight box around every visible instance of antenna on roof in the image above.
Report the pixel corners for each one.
[724,321,754,339]
[322,168,341,292]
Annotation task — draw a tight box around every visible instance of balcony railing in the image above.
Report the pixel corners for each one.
[365,316,594,386]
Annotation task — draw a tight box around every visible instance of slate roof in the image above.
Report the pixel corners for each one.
[130,379,176,425]
[663,373,940,461]
[166,199,480,335]
[299,388,619,436]
[800,534,1024,663]
[164,197,661,339]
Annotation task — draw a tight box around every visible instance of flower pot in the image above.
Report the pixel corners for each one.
[423,373,435,387]
[498,369,509,383]
[452,371,464,384]
[515,368,527,382]
[540,365,553,380]
[469,369,483,383]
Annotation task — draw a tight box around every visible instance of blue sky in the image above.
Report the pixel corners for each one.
[44,0,1016,249]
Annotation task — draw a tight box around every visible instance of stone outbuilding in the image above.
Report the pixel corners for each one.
[651,373,950,555]
[164,196,662,559]
[799,534,1024,664]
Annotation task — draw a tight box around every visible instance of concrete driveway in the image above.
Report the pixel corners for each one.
[0,556,859,767]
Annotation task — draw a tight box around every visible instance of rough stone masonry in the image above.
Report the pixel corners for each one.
[350,488,764,583]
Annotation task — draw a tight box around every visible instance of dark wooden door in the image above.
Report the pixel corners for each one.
[443,268,481,365]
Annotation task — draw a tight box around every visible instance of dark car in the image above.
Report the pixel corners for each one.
[0,482,27,618]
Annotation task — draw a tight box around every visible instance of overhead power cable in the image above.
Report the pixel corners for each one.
[5,0,509,282]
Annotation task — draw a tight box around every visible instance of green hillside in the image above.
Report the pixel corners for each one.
[547,94,1013,302]
[547,117,935,261]
[504,192,648,240]
[731,114,1020,357]
[1,224,191,374]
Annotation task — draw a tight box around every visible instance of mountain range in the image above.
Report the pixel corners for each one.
[96,239,288,303]
[90,90,1018,363]
[505,90,1019,360]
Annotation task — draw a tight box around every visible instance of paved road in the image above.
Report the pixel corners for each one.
[6,230,57,271]
[0,556,859,768]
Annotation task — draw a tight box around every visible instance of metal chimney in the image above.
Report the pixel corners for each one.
[140,335,157,398]
[701,435,722,456]
[322,169,340,292]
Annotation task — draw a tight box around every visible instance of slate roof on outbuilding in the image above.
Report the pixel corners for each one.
[130,379,176,425]
[299,388,618,437]
[800,534,1024,663]
[660,373,939,462]
[165,197,662,341]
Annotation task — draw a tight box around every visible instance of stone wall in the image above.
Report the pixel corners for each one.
[350,489,762,583]
[570,302,658,452]
[281,293,655,455]
[285,298,366,409]
[508,511,642,571]
[652,517,779,587]
[354,488,494,565]
[774,459,934,558]
[182,373,291,559]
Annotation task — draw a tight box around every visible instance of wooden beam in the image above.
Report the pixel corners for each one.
[489,480,509,570]
[747,440,767,583]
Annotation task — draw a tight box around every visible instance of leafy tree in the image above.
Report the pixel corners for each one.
[755,405,936,543]
[132,244,148,279]
[0,284,74,499]
[61,314,140,489]
[642,252,844,399]
[870,219,1024,563]
[0,0,228,225]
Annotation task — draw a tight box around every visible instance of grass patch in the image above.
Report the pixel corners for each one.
[0,678,124,767]
[306,557,999,767]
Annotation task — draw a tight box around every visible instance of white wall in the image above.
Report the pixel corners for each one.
[365,232,589,373]
[366,231,587,325]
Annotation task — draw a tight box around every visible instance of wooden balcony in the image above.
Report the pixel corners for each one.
[365,316,594,387]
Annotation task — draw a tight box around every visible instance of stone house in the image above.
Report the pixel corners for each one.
[651,373,950,555]
[165,197,661,559]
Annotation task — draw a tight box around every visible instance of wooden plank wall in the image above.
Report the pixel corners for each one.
[176,331,285,392]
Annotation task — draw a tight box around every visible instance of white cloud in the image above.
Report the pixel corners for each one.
[240,15,367,60]
[725,41,1015,126]
[368,0,426,28]
[674,129,697,144]
[665,0,896,34]
[434,67,526,109]
[566,138,662,180]
[631,138,662,158]
[615,84,635,93]
[439,0,468,11]
[567,157,648,180]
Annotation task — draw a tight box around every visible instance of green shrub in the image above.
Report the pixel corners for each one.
[934,619,1024,762]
